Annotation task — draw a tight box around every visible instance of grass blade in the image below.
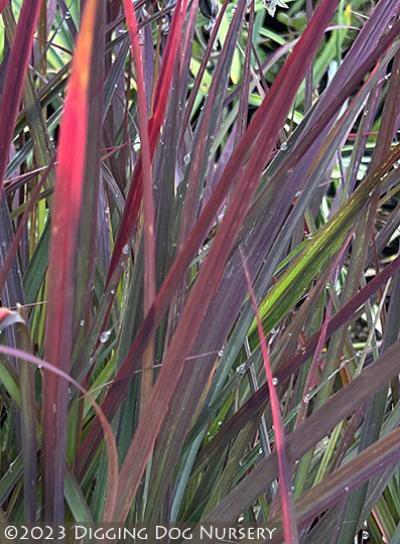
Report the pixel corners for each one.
[42,0,101,520]
[0,0,43,196]
[240,250,299,543]
[122,0,156,410]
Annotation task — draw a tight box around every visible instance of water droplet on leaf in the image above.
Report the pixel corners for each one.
[100,330,111,343]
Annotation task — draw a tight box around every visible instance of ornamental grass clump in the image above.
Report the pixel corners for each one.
[0,0,400,542]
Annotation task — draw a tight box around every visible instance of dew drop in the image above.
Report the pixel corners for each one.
[272,377,278,386]
[100,330,111,343]
[280,142,288,151]
[79,320,85,327]
[161,20,170,34]
[236,363,247,375]
[184,154,191,164]
[122,244,130,255]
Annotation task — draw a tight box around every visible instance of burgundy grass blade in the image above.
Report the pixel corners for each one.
[180,0,230,139]
[180,0,247,240]
[0,0,43,197]
[240,250,299,544]
[42,0,100,521]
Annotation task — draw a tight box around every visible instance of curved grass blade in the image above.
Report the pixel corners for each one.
[0,308,24,329]
[0,345,118,522]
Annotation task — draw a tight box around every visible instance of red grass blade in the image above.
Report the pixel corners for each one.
[42,0,99,521]
[0,0,43,197]
[240,249,299,544]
